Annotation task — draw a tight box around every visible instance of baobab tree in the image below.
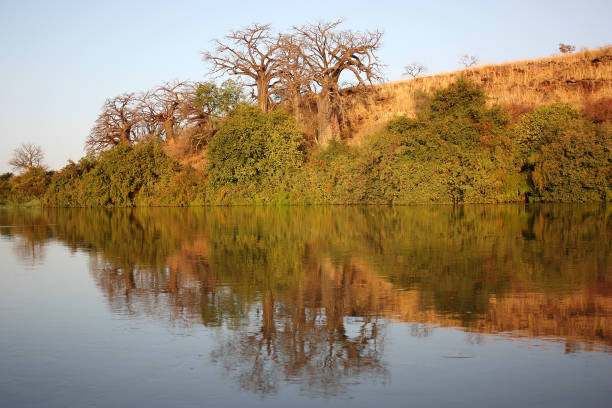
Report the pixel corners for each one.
[86,93,143,153]
[9,143,45,172]
[274,34,313,125]
[293,20,383,145]
[140,81,192,145]
[203,24,283,113]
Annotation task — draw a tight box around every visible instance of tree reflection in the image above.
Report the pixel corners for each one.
[1,204,611,394]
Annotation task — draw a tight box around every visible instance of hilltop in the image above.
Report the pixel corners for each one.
[343,46,612,141]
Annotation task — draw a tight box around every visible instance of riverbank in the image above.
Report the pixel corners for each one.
[2,72,611,207]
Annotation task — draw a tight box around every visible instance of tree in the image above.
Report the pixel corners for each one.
[206,105,304,192]
[559,43,576,54]
[459,55,479,69]
[203,24,283,113]
[403,62,427,79]
[274,34,313,125]
[293,20,383,145]
[86,93,144,153]
[9,143,45,172]
[181,80,245,150]
[513,104,611,201]
[140,81,192,145]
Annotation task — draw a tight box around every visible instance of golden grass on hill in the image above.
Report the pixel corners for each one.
[343,46,612,142]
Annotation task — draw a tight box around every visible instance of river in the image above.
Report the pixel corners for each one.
[0,205,610,407]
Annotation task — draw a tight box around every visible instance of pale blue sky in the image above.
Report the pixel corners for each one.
[1,0,610,172]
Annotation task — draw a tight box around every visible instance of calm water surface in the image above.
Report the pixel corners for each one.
[0,205,611,407]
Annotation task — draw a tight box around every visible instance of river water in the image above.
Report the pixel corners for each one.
[0,205,610,407]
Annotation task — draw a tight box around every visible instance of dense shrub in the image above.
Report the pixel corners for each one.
[354,78,520,203]
[43,143,206,207]
[513,104,612,201]
[9,168,52,204]
[294,140,366,203]
[43,158,96,207]
[206,105,304,203]
[0,173,13,204]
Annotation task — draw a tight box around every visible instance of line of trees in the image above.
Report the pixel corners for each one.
[85,80,244,153]
[86,20,383,152]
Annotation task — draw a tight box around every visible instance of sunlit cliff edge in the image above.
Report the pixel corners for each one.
[343,46,612,141]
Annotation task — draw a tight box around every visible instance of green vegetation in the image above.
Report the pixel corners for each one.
[42,143,205,207]
[206,105,304,203]
[5,79,611,206]
[514,104,611,201]
[1,168,51,206]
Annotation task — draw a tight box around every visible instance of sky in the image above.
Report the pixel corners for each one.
[1,0,611,173]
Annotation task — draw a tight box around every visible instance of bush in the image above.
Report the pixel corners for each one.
[513,104,612,201]
[44,143,206,207]
[0,173,13,204]
[43,158,96,207]
[356,78,519,203]
[293,139,367,204]
[206,105,304,203]
[7,167,51,205]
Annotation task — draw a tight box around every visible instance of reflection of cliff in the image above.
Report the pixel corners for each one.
[370,288,612,352]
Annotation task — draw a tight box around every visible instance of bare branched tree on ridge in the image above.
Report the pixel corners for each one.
[403,62,427,79]
[274,34,314,125]
[459,55,479,69]
[9,143,45,172]
[203,24,283,113]
[140,81,193,145]
[86,93,144,153]
[293,20,383,145]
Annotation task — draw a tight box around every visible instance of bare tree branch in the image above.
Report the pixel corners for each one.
[203,24,283,113]
[292,20,383,144]
[86,93,144,153]
[403,62,427,79]
[459,55,479,69]
[140,81,193,145]
[9,143,45,172]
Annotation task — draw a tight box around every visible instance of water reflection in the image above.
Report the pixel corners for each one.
[1,204,610,394]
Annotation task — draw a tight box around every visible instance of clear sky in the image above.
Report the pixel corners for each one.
[1,0,611,173]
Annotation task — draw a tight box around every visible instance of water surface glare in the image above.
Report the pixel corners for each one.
[0,205,611,407]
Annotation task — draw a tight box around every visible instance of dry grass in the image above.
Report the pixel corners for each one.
[342,46,612,142]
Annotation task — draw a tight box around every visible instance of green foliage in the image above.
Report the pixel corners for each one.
[7,167,51,205]
[513,104,612,201]
[207,105,304,203]
[194,79,245,118]
[43,158,96,207]
[43,143,206,207]
[354,78,519,204]
[294,139,367,203]
[0,173,13,204]
[428,77,487,120]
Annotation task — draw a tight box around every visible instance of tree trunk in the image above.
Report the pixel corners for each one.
[164,118,175,145]
[256,77,269,113]
[292,93,303,125]
[120,126,132,144]
[262,290,275,352]
[316,88,339,145]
